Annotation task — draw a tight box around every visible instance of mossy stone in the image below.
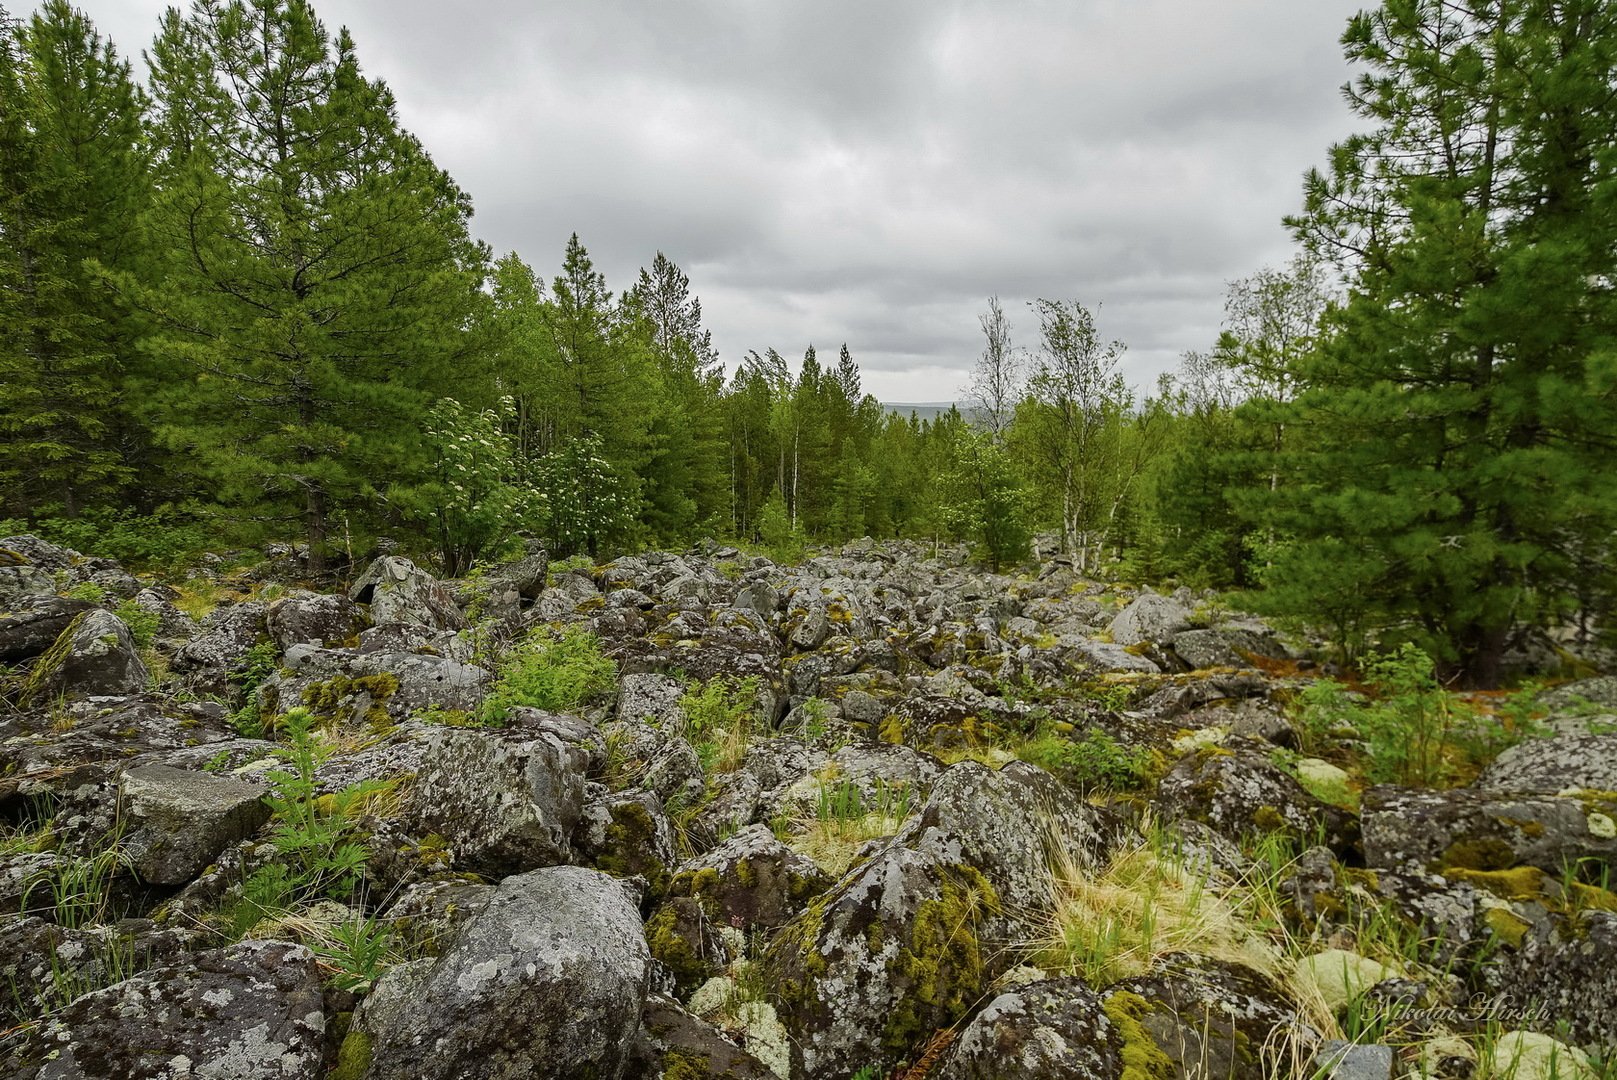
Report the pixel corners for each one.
[1104,991,1174,1080]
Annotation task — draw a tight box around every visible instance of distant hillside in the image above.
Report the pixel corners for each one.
[882,401,962,423]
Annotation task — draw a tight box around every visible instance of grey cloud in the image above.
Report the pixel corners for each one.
[51,0,1368,399]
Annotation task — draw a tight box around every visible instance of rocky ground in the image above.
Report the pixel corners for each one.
[1,534,1615,1079]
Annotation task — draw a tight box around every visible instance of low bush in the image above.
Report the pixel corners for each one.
[478,625,617,725]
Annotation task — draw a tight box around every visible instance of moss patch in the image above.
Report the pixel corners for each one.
[1444,866,1546,901]
[595,800,670,898]
[330,1029,373,1080]
[1482,905,1533,948]
[20,610,88,706]
[301,671,399,728]
[1441,836,1515,872]
[1104,991,1174,1080]
[645,901,713,996]
[882,864,1000,1056]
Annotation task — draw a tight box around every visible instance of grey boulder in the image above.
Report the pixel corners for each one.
[1108,591,1192,646]
[351,866,650,1080]
[11,940,325,1080]
[23,608,148,703]
[1476,732,1617,795]
[934,978,1120,1079]
[118,764,271,886]
[349,555,465,630]
[397,722,590,876]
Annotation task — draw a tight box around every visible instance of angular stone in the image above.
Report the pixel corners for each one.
[629,994,778,1079]
[348,555,465,630]
[265,591,367,650]
[11,940,324,1080]
[0,564,54,608]
[0,597,98,664]
[24,608,148,703]
[1476,732,1617,795]
[1315,1040,1394,1080]
[1361,786,1617,874]
[769,763,1120,1078]
[258,643,492,726]
[1108,592,1192,646]
[354,866,650,1080]
[397,724,589,876]
[934,978,1120,1080]
[172,601,269,701]
[669,824,828,932]
[118,764,271,886]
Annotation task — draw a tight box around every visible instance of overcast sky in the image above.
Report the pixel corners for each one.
[48,0,1367,401]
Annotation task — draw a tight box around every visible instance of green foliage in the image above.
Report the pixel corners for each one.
[1355,646,1457,787]
[678,675,760,773]
[61,580,105,603]
[534,432,637,559]
[1014,298,1137,573]
[131,0,490,573]
[229,708,389,936]
[311,914,398,994]
[940,427,1031,571]
[405,396,536,578]
[815,778,911,825]
[793,696,830,741]
[1017,727,1154,791]
[1290,678,1357,758]
[1241,536,1380,666]
[21,843,128,930]
[1272,0,1617,687]
[229,640,282,738]
[0,509,209,570]
[258,709,386,899]
[112,599,158,651]
[754,491,803,562]
[479,625,617,725]
[0,1,150,520]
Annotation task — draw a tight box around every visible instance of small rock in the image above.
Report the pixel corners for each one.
[1314,1040,1394,1080]
[1481,1031,1595,1080]
[1293,949,1399,1013]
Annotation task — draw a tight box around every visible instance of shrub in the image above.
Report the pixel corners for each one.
[478,626,617,725]
[1356,645,1458,786]
[1017,727,1154,791]
[229,640,282,737]
[679,675,760,773]
[113,600,160,651]
[230,708,392,936]
[0,509,209,571]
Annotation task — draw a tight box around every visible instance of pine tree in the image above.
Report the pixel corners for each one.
[624,252,727,540]
[0,1,149,518]
[131,0,488,570]
[1275,0,1617,685]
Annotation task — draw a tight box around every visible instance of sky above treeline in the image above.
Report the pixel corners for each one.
[45,0,1368,401]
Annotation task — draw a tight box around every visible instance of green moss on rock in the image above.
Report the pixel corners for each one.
[646,902,713,996]
[882,864,999,1055]
[331,1029,373,1080]
[301,671,399,728]
[1104,991,1174,1080]
[1441,837,1516,872]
